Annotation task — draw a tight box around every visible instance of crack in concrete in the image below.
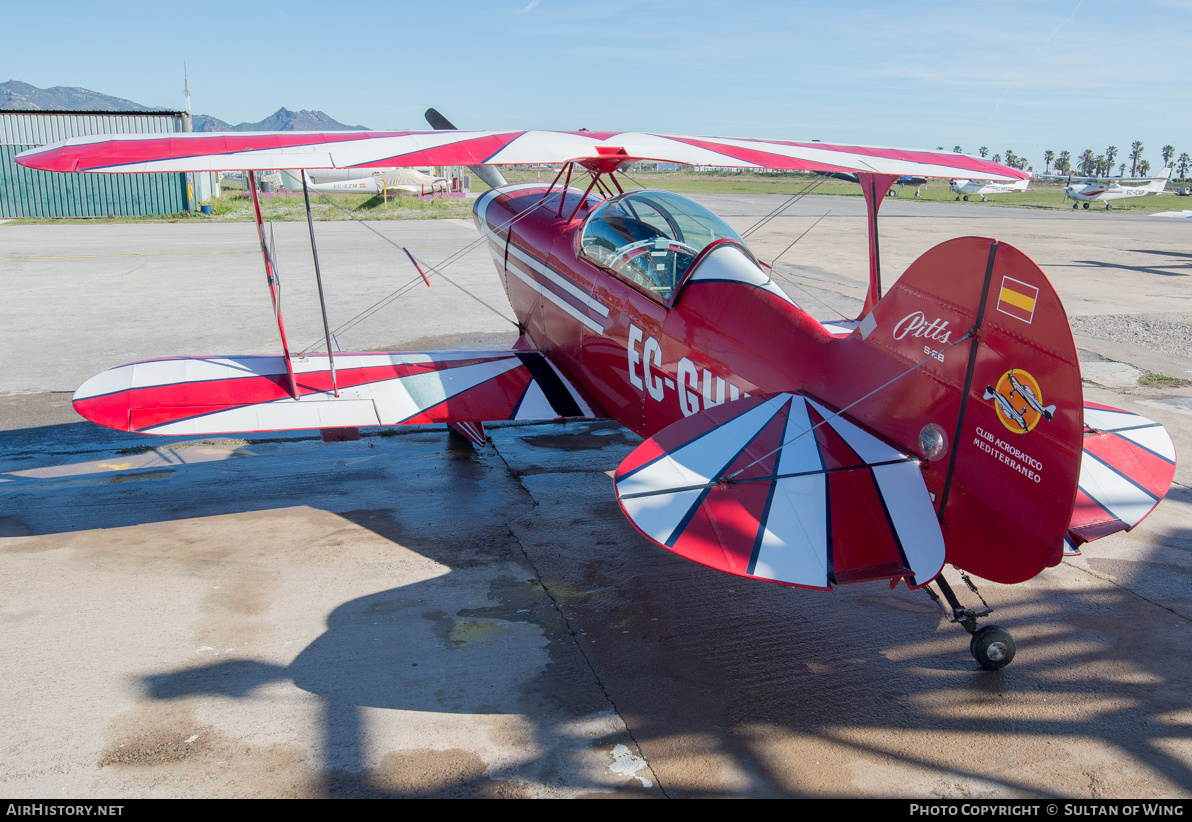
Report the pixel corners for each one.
[488,437,669,798]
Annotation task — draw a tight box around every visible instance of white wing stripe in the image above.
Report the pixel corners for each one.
[143,398,381,434]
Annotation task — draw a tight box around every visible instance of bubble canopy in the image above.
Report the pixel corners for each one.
[579,190,750,300]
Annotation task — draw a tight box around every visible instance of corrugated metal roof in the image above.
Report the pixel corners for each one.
[0,110,190,217]
[0,110,186,146]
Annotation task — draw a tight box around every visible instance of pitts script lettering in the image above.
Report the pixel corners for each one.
[893,311,953,344]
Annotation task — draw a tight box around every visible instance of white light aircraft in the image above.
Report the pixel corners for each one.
[303,167,448,195]
[1064,169,1171,210]
[950,177,1030,201]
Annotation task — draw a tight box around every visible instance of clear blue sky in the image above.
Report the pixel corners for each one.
[6,0,1189,169]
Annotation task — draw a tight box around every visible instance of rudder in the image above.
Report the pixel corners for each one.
[822,237,1084,583]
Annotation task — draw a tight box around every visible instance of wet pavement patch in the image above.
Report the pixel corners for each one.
[519,428,640,452]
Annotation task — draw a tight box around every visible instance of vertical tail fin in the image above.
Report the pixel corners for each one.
[822,237,1084,584]
[1148,168,1172,191]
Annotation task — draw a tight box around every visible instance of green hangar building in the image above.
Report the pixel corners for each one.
[0,109,192,218]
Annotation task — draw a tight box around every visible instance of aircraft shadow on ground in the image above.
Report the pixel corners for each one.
[5,420,1190,796]
[133,531,1192,797]
[1056,250,1192,278]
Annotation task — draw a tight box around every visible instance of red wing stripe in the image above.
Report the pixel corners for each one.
[20,130,1028,181]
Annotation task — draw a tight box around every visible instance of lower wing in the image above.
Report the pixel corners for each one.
[73,350,601,436]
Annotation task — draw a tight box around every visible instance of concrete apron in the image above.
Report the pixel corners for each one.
[2,415,1190,798]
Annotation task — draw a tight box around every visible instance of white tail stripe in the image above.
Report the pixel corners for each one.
[1079,453,1159,527]
[752,474,829,586]
[1114,426,1177,463]
[871,461,946,580]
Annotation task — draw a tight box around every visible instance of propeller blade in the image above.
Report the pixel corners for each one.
[423,108,509,190]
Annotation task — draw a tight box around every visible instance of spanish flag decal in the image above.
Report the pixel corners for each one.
[996,275,1038,324]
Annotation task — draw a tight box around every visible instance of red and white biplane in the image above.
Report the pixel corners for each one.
[18,116,1177,670]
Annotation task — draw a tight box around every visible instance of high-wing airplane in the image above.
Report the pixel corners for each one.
[826,171,926,196]
[303,167,448,195]
[1063,168,1171,209]
[17,123,1177,671]
[950,177,1030,201]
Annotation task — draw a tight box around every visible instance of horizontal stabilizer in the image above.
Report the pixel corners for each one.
[614,393,945,590]
[73,351,599,436]
[1067,402,1177,548]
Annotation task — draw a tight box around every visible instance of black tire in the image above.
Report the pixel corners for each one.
[970,625,1015,670]
[1083,202,1090,209]
[963,195,969,201]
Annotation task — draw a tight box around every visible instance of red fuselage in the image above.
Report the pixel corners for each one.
[474,183,1087,586]
[475,183,835,439]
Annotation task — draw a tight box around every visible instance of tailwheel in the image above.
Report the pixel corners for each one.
[970,625,1016,670]
[925,569,1016,670]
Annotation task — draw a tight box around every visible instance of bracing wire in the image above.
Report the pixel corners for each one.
[741,173,832,238]
[294,189,552,354]
[760,210,856,323]
[619,330,977,500]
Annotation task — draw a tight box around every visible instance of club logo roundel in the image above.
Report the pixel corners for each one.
[983,369,1056,434]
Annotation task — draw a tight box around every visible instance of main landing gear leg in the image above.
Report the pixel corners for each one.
[926,570,1016,670]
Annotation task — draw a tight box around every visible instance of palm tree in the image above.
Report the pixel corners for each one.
[1043,150,1055,174]
[1105,146,1118,176]
[1178,153,1190,181]
[953,146,962,154]
[1079,149,1096,176]
[1057,151,1071,175]
[1139,160,1151,178]
[1130,141,1144,177]
[1005,150,1017,168]
[1162,145,1175,170]
[992,154,1002,164]
[979,147,988,158]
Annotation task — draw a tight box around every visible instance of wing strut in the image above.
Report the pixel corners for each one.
[300,174,339,396]
[248,170,299,399]
[859,172,898,316]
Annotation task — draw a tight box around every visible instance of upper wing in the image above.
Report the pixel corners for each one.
[73,350,601,436]
[17,129,1028,181]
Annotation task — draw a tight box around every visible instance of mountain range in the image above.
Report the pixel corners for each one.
[0,80,369,131]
